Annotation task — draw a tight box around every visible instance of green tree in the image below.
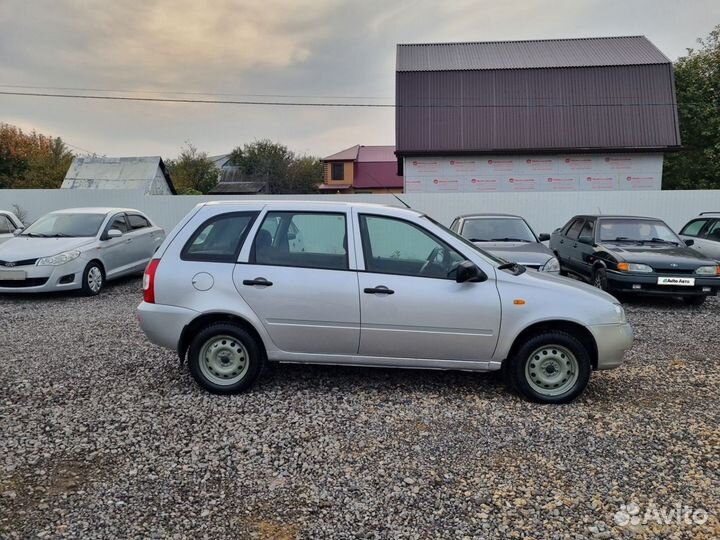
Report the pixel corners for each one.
[0,123,73,188]
[229,139,321,193]
[165,143,219,194]
[663,25,720,189]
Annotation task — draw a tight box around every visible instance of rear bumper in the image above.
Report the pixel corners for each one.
[588,322,634,370]
[136,302,199,350]
[606,271,719,296]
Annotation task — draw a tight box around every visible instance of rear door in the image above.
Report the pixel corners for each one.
[233,209,360,355]
[354,211,500,362]
[125,213,159,270]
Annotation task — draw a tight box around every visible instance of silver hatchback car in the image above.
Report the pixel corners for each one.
[137,201,633,403]
[0,207,164,295]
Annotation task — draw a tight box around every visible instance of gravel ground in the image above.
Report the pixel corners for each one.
[0,278,718,539]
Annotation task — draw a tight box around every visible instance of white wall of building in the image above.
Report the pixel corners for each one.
[1,188,718,237]
[404,153,663,193]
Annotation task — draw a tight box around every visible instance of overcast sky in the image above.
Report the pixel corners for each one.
[0,0,718,159]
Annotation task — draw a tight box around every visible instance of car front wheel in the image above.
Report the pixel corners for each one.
[506,331,592,404]
[81,262,104,296]
[188,323,264,394]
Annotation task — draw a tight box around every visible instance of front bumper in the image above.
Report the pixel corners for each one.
[588,322,634,370]
[0,259,86,293]
[606,271,719,296]
[137,301,199,350]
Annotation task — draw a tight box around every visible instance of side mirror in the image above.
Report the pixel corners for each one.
[685,239,695,247]
[456,260,487,283]
[107,229,123,239]
[538,233,551,242]
[578,235,594,246]
[13,228,22,236]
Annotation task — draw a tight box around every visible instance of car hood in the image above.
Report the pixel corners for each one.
[0,236,95,261]
[603,242,714,267]
[473,241,553,266]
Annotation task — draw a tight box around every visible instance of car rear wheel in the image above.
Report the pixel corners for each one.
[505,331,591,404]
[81,262,104,296]
[188,323,264,394]
[682,296,706,306]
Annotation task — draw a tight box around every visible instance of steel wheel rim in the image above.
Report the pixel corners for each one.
[198,335,250,386]
[593,274,603,289]
[88,267,103,292]
[525,345,579,397]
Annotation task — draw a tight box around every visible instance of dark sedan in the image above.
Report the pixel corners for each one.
[550,215,720,305]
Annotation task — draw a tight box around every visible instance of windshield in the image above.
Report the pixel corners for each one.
[460,218,536,243]
[423,215,506,265]
[22,213,106,238]
[598,219,681,244]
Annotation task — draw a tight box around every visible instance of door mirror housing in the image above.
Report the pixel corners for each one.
[684,238,695,247]
[106,229,123,239]
[578,235,594,246]
[456,260,487,283]
[12,228,23,236]
[538,233,551,242]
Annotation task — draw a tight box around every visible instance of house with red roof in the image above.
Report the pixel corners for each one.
[320,145,403,193]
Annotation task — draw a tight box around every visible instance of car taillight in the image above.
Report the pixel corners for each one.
[143,258,160,303]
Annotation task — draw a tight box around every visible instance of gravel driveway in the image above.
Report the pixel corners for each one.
[1,279,718,539]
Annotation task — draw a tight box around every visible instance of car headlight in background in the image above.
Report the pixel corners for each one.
[541,257,560,273]
[36,250,81,266]
[695,265,720,276]
[617,262,653,273]
[613,302,627,323]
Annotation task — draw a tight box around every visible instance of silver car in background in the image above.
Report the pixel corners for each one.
[0,210,23,245]
[137,201,632,404]
[450,213,560,273]
[679,212,720,262]
[0,207,164,295]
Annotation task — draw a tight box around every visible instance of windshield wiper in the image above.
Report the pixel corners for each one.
[468,238,489,242]
[22,232,48,238]
[490,237,531,242]
[47,233,72,238]
[610,236,642,243]
[497,261,527,275]
[646,237,678,245]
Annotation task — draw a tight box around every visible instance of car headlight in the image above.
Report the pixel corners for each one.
[695,265,720,276]
[541,257,560,273]
[617,262,653,273]
[36,250,81,266]
[613,302,627,323]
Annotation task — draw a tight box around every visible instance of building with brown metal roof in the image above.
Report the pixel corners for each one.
[321,145,403,193]
[395,36,680,193]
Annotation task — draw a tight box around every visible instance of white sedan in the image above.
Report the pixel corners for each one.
[0,211,23,245]
[0,207,164,295]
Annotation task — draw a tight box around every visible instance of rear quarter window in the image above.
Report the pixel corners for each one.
[182,212,258,262]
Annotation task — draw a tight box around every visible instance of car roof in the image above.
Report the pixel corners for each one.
[49,207,143,215]
[456,213,524,219]
[200,200,423,217]
[698,211,720,216]
[572,214,662,221]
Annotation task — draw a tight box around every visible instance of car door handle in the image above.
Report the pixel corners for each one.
[364,286,394,295]
[572,243,578,248]
[243,278,273,287]
[559,239,564,244]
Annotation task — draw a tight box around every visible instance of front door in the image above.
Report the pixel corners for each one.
[233,210,360,355]
[355,212,500,361]
[100,213,133,276]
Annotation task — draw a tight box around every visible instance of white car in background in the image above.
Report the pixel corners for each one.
[0,211,23,245]
[0,208,164,295]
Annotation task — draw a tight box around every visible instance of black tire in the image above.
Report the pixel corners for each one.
[188,323,264,394]
[682,296,706,306]
[505,331,592,404]
[80,261,104,296]
[592,267,609,291]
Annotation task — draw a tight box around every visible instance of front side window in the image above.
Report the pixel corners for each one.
[566,219,585,240]
[182,212,257,262]
[22,213,106,238]
[108,214,129,234]
[461,218,536,242]
[680,219,708,238]
[598,219,681,244]
[0,215,13,234]
[578,220,595,241]
[253,211,348,270]
[331,163,344,181]
[359,214,465,279]
[706,220,720,241]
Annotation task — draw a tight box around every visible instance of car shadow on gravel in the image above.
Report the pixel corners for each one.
[0,275,141,303]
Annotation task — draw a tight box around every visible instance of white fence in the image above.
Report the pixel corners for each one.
[1,189,719,234]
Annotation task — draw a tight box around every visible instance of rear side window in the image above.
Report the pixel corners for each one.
[182,212,258,262]
[566,219,585,240]
[680,219,708,238]
[252,211,348,270]
[127,214,151,230]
